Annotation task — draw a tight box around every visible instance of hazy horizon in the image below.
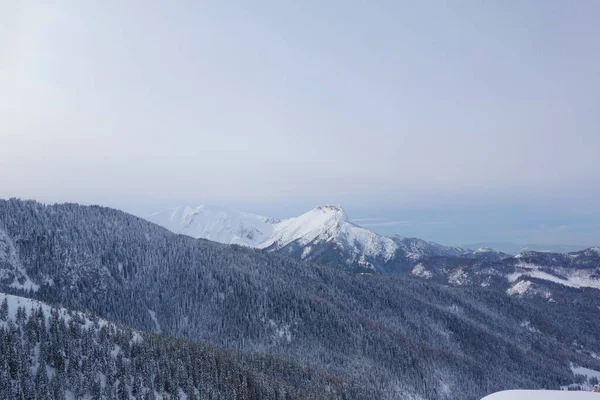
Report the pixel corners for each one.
[2,1,599,246]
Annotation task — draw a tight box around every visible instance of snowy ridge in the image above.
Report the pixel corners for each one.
[147,205,278,247]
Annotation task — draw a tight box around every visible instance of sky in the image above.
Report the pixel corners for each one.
[1,1,599,246]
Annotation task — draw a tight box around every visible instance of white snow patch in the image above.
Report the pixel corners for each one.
[520,320,541,333]
[439,381,451,396]
[268,319,292,343]
[110,344,121,358]
[481,390,599,399]
[301,246,312,259]
[357,255,376,270]
[448,268,468,285]
[507,280,533,296]
[446,304,463,315]
[148,309,161,333]
[411,263,433,279]
[131,331,143,344]
[474,247,499,254]
[507,263,600,291]
[570,364,600,381]
[559,362,600,391]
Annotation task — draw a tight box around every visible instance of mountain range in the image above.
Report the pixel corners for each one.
[154,204,600,313]
[147,204,501,273]
[1,198,599,399]
[147,203,600,311]
[461,243,592,255]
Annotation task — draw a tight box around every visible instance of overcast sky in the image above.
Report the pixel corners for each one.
[1,1,599,246]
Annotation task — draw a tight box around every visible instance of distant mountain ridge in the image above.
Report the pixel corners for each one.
[461,242,593,255]
[146,204,279,247]
[410,246,600,313]
[147,204,487,273]
[147,204,600,295]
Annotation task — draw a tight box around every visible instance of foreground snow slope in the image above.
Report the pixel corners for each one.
[481,390,599,399]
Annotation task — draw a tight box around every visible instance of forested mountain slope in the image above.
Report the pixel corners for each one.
[1,199,599,399]
[0,292,365,399]
[410,247,600,311]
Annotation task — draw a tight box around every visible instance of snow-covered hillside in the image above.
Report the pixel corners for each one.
[0,292,138,340]
[503,248,600,297]
[481,390,599,399]
[507,263,600,291]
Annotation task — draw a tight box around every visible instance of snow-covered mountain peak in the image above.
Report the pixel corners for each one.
[258,205,351,251]
[257,205,400,266]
